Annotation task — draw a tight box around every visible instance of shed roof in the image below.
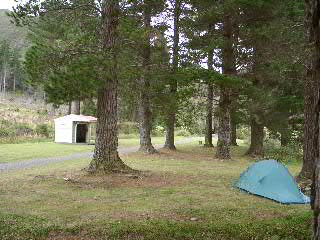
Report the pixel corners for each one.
[54,114,97,123]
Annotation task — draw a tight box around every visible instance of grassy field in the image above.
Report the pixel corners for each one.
[0,141,312,240]
[0,136,185,163]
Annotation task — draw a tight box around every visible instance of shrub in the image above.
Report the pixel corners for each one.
[0,119,11,126]
[15,123,34,136]
[264,138,303,163]
[152,125,165,137]
[0,128,11,138]
[175,128,191,137]
[237,126,250,140]
[35,124,52,138]
[118,122,139,135]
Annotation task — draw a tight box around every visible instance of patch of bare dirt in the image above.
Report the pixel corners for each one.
[32,175,55,181]
[130,148,222,163]
[63,171,193,190]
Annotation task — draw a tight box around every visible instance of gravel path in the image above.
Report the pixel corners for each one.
[0,137,201,172]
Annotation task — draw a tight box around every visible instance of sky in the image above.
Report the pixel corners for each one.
[0,0,16,10]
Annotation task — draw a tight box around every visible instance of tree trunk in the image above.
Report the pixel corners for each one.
[204,50,214,148]
[230,113,238,146]
[299,76,318,178]
[71,100,81,114]
[68,102,72,114]
[2,66,6,94]
[299,0,320,181]
[280,127,291,147]
[216,12,235,159]
[13,74,16,93]
[304,0,320,238]
[204,83,214,147]
[88,0,130,173]
[164,0,181,150]
[312,96,320,239]
[138,0,156,154]
[216,88,232,159]
[247,117,264,157]
[313,160,320,240]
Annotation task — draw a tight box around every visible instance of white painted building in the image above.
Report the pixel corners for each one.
[54,114,97,144]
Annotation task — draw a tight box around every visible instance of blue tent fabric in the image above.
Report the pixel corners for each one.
[236,159,310,204]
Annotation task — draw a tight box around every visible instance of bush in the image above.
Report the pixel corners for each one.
[118,133,139,139]
[237,126,250,140]
[15,123,34,136]
[264,138,303,163]
[175,128,191,137]
[118,122,139,135]
[0,128,11,138]
[82,99,97,116]
[0,118,53,143]
[152,125,165,137]
[35,124,52,138]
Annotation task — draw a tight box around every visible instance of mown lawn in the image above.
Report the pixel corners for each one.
[0,142,312,240]
[0,136,186,163]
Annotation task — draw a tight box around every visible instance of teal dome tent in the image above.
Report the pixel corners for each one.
[236,160,310,204]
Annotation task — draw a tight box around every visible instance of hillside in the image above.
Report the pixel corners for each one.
[0,93,68,143]
[0,9,28,50]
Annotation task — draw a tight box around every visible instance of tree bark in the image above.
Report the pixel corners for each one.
[138,0,156,154]
[68,102,72,114]
[71,100,81,114]
[88,0,131,173]
[230,112,238,146]
[280,127,291,147]
[313,160,320,240]
[164,0,181,150]
[299,75,318,178]
[13,75,16,93]
[2,65,6,94]
[204,83,214,147]
[216,88,232,159]
[246,116,264,157]
[312,96,320,239]
[299,71,319,180]
[304,0,320,238]
[216,12,235,159]
[299,0,320,181]
[204,50,214,148]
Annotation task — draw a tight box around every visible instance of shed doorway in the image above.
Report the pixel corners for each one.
[76,124,88,143]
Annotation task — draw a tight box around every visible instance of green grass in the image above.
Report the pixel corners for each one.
[0,142,92,163]
[0,142,312,239]
[0,136,186,163]
[119,135,185,148]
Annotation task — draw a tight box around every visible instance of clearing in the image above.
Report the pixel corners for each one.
[0,141,312,240]
[0,136,187,164]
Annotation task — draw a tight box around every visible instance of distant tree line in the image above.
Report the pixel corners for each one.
[0,40,25,93]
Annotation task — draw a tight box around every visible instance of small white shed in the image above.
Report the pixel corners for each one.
[54,114,97,144]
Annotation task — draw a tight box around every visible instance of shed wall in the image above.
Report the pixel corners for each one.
[54,120,74,143]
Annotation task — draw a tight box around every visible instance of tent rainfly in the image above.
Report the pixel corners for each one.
[236,159,310,204]
[54,114,97,144]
